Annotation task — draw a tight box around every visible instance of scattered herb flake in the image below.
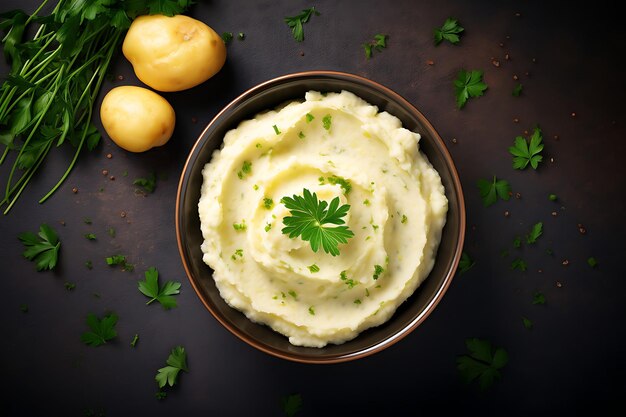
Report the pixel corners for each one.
[354,299,362,305]
[221,32,233,43]
[526,222,543,244]
[85,260,93,270]
[511,258,528,271]
[238,32,245,40]
[522,316,533,329]
[231,249,244,260]
[20,304,29,313]
[108,227,116,237]
[513,236,522,248]
[308,306,315,315]
[587,257,598,268]
[64,281,76,291]
[264,223,272,232]
[237,161,252,179]
[273,124,281,135]
[326,175,351,194]
[322,114,332,130]
[288,290,297,300]
[532,291,546,305]
[373,264,384,280]
[401,214,408,224]
[512,83,523,97]
[458,252,475,274]
[85,233,97,241]
[18,224,61,271]
[263,198,274,209]
[134,172,157,193]
[130,333,139,348]
[84,218,93,225]
[363,33,388,59]
[306,113,315,123]
[281,393,303,417]
[548,194,558,201]
[308,264,320,273]
[233,221,247,231]
[106,255,133,271]
[298,131,305,139]
[457,338,508,390]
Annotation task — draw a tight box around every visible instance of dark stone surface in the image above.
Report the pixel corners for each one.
[1,1,625,416]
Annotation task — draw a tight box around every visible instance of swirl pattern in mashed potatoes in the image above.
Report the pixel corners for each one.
[198,90,447,347]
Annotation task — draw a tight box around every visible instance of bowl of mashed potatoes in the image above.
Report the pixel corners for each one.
[176,71,465,363]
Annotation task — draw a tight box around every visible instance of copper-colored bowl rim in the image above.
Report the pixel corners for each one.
[175,70,466,364]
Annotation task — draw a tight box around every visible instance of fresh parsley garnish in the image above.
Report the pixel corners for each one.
[155,346,188,389]
[326,175,351,194]
[373,264,384,280]
[526,222,543,244]
[434,18,464,45]
[237,161,252,179]
[322,114,332,130]
[64,282,76,291]
[532,291,546,305]
[512,83,523,97]
[401,214,408,224]
[284,7,319,42]
[457,338,508,390]
[80,313,118,347]
[18,223,61,271]
[454,69,487,109]
[85,233,97,241]
[306,113,315,123]
[134,172,157,193]
[308,306,315,315]
[137,267,181,310]
[221,32,233,43]
[281,188,354,256]
[509,127,544,170]
[477,176,511,207]
[233,221,247,231]
[231,249,244,260]
[106,254,134,271]
[308,264,320,273]
[362,34,388,59]
[263,198,274,209]
[130,333,139,348]
[587,257,598,268]
[281,393,303,417]
[511,258,527,271]
[522,316,533,329]
[458,252,475,274]
[273,124,281,135]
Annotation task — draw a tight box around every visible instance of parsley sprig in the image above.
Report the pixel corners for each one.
[155,346,188,389]
[281,188,354,256]
[457,338,508,390]
[18,223,61,271]
[509,127,544,170]
[454,69,488,109]
[362,34,388,59]
[284,7,319,42]
[434,18,464,45]
[138,267,181,309]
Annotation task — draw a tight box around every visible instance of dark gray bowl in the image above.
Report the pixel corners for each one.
[176,71,465,363]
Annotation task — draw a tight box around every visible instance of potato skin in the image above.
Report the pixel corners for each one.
[122,14,226,92]
[100,86,176,153]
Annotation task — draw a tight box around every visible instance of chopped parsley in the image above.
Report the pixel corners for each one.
[326,175,351,194]
[457,338,508,390]
[85,233,97,240]
[273,124,281,135]
[509,127,544,170]
[18,223,61,271]
[454,69,488,109]
[85,260,93,270]
[233,221,247,231]
[221,32,233,43]
[373,264,384,280]
[237,161,252,179]
[108,227,116,237]
[308,264,320,273]
[511,258,527,271]
[263,198,274,209]
[288,290,297,300]
[231,249,244,260]
[281,394,303,417]
[64,282,76,291]
[298,131,305,139]
[284,7,320,42]
[308,306,315,315]
[434,18,464,45]
[306,113,315,123]
[354,299,362,305]
[264,223,272,232]
[522,316,533,329]
[477,176,511,207]
[363,199,370,206]
[512,83,523,97]
[322,114,332,130]
[401,214,408,224]
[587,257,598,268]
[281,188,354,256]
[238,32,245,40]
[548,194,558,201]
[106,254,134,271]
[363,33,388,59]
[130,333,139,347]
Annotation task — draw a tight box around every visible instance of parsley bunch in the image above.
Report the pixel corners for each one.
[0,0,192,214]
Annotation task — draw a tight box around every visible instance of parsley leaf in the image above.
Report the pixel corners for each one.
[457,338,508,390]
[138,267,181,309]
[221,32,233,43]
[106,254,134,271]
[509,127,544,170]
[454,69,488,109]
[434,18,464,45]
[522,316,533,329]
[477,176,511,207]
[526,222,543,244]
[532,291,546,305]
[80,313,118,347]
[18,224,61,271]
[587,257,598,268]
[362,33,388,59]
[281,393,303,417]
[155,346,188,389]
[147,0,193,17]
[281,188,354,256]
[457,252,475,274]
[284,7,320,42]
[511,258,528,271]
[134,172,157,193]
[512,83,523,97]
[308,264,320,273]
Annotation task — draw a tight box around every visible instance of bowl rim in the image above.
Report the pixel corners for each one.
[175,70,466,364]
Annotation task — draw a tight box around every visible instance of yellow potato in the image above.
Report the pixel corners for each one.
[100,86,175,153]
[122,14,226,92]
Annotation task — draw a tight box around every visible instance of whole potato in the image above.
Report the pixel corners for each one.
[122,14,226,92]
[100,86,175,153]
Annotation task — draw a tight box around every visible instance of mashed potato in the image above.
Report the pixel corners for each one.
[198,91,447,347]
